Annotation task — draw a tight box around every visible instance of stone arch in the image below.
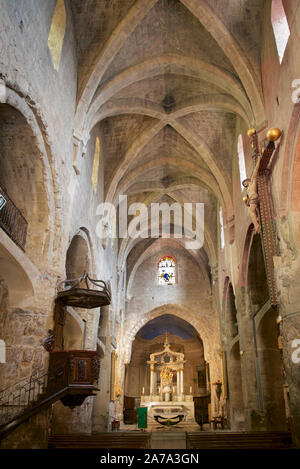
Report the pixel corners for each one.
[126,239,210,298]
[0,242,35,309]
[125,314,205,399]
[74,0,158,131]
[0,88,55,270]
[123,304,217,365]
[239,223,255,288]
[247,233,269,310]
[87,56,252,125]
[113,153,224,207]
[224,280,239,341]
[90,94,250,131]
[0,243,42,390]
[222,276,230,320]
[180,0,265,125]
[65,228,95,280]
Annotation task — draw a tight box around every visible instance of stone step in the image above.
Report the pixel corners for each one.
[186,431,293,449]
[48,432,151,449]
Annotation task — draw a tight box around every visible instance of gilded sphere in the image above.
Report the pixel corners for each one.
[266,128,282,142]
[243,195,249,205]
[247,128,256,138]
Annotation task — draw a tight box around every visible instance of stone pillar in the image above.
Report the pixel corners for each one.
[92,305,112,432]
[256,307,286,431]
[150,365,154,396]
[180,369,184,396]
[235,287,264,430]
[280,306,300,447]
[226,342,245,430]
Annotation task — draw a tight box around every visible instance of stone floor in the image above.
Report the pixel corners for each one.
[150,432,187,449]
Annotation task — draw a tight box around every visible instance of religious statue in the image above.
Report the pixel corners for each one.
[160,366,174,402]
[242,154,262,234]
[160,366,173,386]
[213,380,222,400]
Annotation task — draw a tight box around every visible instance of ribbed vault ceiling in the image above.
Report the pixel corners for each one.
[70,0,266,281]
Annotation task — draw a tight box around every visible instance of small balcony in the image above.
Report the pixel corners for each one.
[0,186,28,251]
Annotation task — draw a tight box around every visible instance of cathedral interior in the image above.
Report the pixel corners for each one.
[0,0,300,450]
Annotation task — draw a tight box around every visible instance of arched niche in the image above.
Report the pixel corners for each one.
[225,282,239,340]
[0,103,51,265]
[66,233,90,280]
[247,233,269,309]
[61,231,93,351]
[125,314,205,398]
[0,243,34,309]
[123,314,208,426]
[227,340,245,430]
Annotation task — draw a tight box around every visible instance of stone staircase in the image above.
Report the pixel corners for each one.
[48,430,294,449]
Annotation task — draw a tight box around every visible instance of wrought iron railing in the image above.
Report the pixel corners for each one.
[0,186,28,250]
[0,368,48,427]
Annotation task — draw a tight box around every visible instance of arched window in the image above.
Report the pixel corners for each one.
[158,256,176,285]
[219,208,225,249]
[271,0,290,64]
[91,137,100,193]
[48,0,67,71]
[237,134,247,189]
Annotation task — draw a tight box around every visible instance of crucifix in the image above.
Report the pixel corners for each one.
[243,127,282,305]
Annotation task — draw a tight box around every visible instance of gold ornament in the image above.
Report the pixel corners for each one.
[266,128,281,142]
[243,195,249,205]
[160,366,173,385]
[247,128,256,138]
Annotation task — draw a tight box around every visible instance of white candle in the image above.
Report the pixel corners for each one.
[142,387,145,394]
[190,386,192,394]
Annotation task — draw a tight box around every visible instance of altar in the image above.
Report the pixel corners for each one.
[140,333,199,429]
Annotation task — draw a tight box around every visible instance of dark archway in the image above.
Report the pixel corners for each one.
[66,234,90,280]
[225,283,238,340]
[248,234,269,309]
[247,233,286,430]
[124,314,208,426]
